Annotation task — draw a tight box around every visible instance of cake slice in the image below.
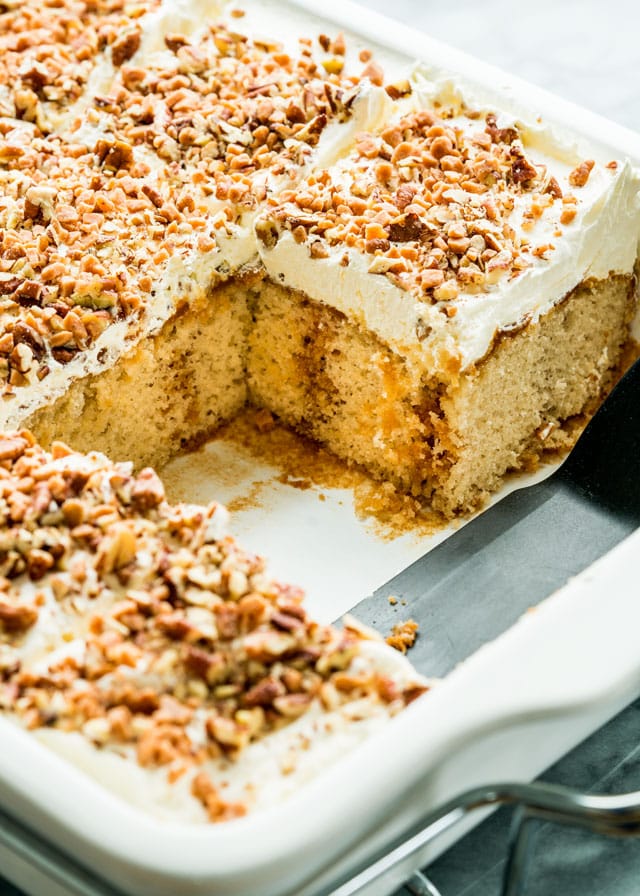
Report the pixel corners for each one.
[253,79,640,515]
[0,431,426,822]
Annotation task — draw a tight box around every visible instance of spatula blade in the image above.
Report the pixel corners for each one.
[350,479,637,678]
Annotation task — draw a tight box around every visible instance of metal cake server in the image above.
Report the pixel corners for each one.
[351,358,640,678]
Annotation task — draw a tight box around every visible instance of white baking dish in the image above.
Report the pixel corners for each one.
[2,529,640,896]
[2,2,640,894]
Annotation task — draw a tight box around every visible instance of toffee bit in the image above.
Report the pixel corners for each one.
[569,159,595,187]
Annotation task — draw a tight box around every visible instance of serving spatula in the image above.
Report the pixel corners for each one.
[351,358,640,678]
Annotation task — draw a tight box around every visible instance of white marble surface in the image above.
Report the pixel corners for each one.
[359,0,640,132]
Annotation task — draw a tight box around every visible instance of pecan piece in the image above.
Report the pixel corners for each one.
[510,148,538,186]
[271,610,305,633]
[544,177,563,199]
[24,186,56,224]
[156,613,192,640]
[14,280,43,307]
[243,676,286,707]
[485,113,518,144]
[0,277,23,296]
[52,347,77,365]
[388,213,427,243]
[0,601,38,632]
[165,33,188,52]
[27,548,54,581]
[21,67,48,92]
[183,646,226,684]
[273,692,312,718]
[95,139,133,171]
[365,238,390,254]
[385,79,411,100]
[118,686,159,714]
[0,436,28,462]
[255,219,279,249]
[214,603,239,639]
[95,522,137,573]
[12,321,44,357]
[131,468,165,511]
[394,184,417,211]
[111,29,141,67]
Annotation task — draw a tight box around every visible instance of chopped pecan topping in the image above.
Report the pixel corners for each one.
[264,107,553,302]
[0,435,425,822]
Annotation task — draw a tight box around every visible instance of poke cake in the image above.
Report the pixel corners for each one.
[0,0,637,836]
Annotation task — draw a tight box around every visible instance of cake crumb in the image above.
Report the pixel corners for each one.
[253,408,276,433]
[276,474,312,490]
[388,595,398,606]
[212,411,446,540]
[386,620,419,654]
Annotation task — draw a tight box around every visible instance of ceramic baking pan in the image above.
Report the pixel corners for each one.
[1,1,640,894]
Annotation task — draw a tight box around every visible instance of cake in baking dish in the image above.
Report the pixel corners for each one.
[0,0,637,517]
[0,431,426,821]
